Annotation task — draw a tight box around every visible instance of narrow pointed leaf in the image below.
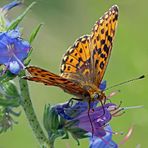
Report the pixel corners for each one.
[29,23,43,44]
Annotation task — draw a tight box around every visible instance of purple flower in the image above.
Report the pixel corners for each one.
[73,103,116,137]
[55,99,118,137]
[0,30,31,74]
[89,125,118,148]
[55,100,98,120]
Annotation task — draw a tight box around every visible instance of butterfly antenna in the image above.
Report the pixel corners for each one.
[105,75,145,90]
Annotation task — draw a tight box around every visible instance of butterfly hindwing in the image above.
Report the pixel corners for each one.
[26,66,88,97]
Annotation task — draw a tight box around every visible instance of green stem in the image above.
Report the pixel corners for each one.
[19,74,53,148]
[49,141,55,148]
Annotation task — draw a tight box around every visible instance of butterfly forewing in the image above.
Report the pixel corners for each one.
[90,5,118,86]
[26,66,88,97]
[60,35,92,82]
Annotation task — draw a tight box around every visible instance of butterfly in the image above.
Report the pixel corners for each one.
[25,5,118,105]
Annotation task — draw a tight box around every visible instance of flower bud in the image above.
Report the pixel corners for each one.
[43,104,61,133]
[0,81,20,99]
[0,81,20,107]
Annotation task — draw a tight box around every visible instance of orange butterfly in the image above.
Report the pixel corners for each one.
[25,5,118,105]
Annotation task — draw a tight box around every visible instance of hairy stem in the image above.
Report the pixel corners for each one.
[19,74,53,148]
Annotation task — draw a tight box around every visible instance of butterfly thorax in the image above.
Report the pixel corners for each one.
[82,83,106,102]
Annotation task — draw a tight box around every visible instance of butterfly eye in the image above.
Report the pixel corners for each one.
[91,93,99,100]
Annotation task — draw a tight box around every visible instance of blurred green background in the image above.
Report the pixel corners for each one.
[0,0,148,147]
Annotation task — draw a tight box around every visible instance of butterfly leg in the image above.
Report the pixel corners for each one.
[100,100,106,116]
[67,97,83,106]
[88,100,94,137]
[70,98,83,101]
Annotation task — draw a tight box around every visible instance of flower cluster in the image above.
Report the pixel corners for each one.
[0,30,31,74]
[0,0,40,135]
[0,1,31,75]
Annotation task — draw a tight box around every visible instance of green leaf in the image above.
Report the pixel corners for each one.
[0,81,21,107]
[23,51,32,67]
[23,23,43,66]
[0,16,7,31]
[71,132,80,146]
[0,107,19,134]
[68,127,88,139]
[62,131,69,139]
[29,23,43,44]
[0,70,16,83]
[43,104,50,132]
[43,104,60,133]
[7,2,36,31]
[1,81,20,97]
[0,98,20,107]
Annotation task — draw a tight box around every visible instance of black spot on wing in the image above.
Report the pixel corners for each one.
[101,39,105,45]
[108,36,112,43]
[103,44,109,55]
[100,61,104,69]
